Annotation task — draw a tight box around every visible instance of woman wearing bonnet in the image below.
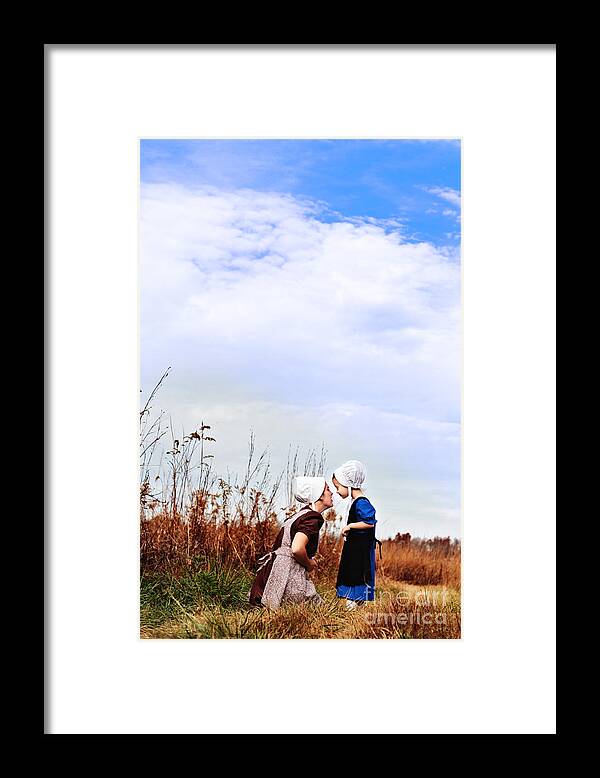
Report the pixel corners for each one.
[248,476,335,609]
[332,460,379,610]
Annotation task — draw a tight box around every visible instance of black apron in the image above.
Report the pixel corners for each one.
[335,497,381,588]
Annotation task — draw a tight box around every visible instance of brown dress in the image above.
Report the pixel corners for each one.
[248,506,324,607]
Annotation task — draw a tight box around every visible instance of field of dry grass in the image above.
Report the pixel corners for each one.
[140,501,461,639]
[139,372,461,639]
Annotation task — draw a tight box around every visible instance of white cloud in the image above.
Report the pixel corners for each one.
[141,183,461,537]
[424,186,462,209]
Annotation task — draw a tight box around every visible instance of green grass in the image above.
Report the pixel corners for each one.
[140,562,254,630]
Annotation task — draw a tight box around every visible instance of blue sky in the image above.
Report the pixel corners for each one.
[140,139,461,538]
[141,139,461,245]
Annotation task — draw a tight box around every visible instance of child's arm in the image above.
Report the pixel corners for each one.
[341,521,376,534]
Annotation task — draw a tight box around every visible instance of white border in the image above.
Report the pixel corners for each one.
[47,45,556,734]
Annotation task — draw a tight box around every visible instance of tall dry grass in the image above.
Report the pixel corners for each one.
[141,504,460,589]
[378,534,461,590]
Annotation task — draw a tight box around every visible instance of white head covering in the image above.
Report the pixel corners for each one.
[292,476,326,507]
[333,460,366,491]
[333,460,367,520]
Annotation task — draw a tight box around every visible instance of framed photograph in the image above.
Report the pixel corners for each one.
[47,44,556,734]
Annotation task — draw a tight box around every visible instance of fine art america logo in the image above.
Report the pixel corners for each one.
[363,612,448,626]
[362,589,451,626]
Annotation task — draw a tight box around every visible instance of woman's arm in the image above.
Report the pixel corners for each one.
[291,531,317,571]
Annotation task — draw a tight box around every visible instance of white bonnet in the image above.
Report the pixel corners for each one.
[333,460,367,490]
[292,475,326,505]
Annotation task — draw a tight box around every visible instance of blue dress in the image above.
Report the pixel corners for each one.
[336,497,377,602]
